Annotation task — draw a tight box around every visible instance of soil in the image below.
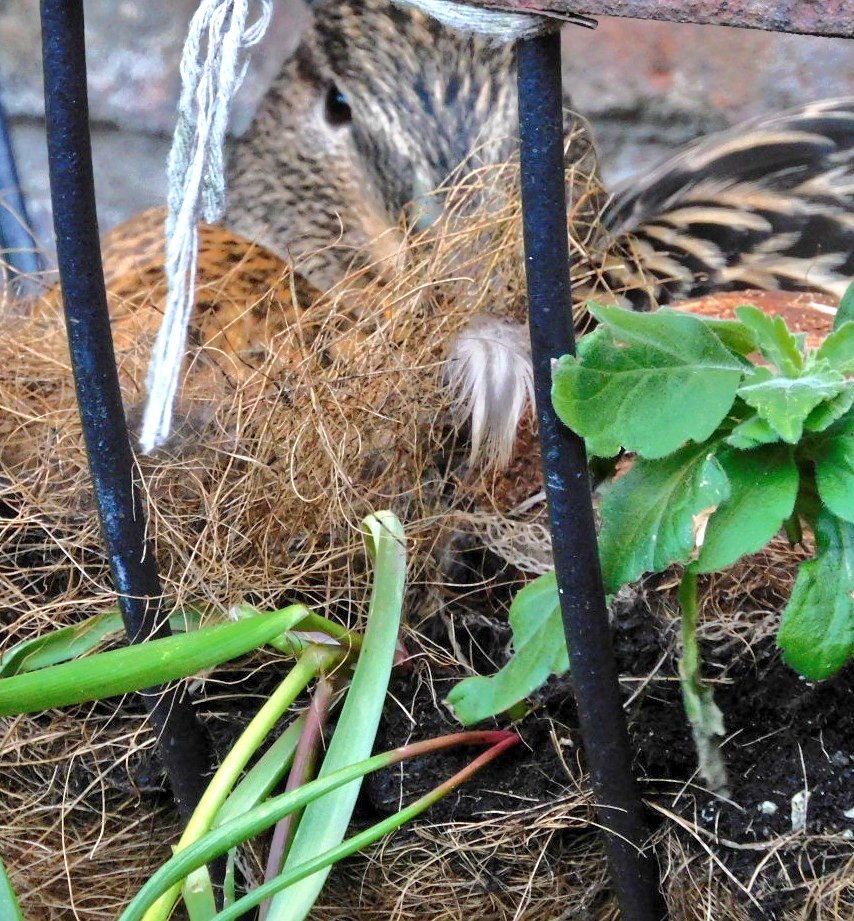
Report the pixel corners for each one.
[359,565,854,919]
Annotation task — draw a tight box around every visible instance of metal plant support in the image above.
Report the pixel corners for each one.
[516,30,666,920]
[0,92,42,293]
[38,0,216,831]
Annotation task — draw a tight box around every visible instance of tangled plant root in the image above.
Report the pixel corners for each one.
[1,142,848,918]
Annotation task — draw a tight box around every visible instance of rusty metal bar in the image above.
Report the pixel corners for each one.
[473,0,854,38]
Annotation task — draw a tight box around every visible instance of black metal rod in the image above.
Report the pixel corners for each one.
[516,31,667,921]
[0,91,42,294]
[39,0,216,830]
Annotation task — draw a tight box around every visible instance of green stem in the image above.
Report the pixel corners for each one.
[142,645,341,921]
[783,512,803,547]
[0,857,24,921]
[212,734,521,921]
[0,608,201,679]
[215,717,306,829]
[266,511,407,921]
[0,605,311,716]
[678,569,701,721]
[678,569,729,793]
[235,606,360,654]
[261,675,334,916]
[182,866,217,921]
[294,611,361,649]
[215,716,306,911]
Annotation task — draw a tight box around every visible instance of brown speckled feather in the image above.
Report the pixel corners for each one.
[605,98,854,307]
[96,206,316,364]
[227,0,853,309]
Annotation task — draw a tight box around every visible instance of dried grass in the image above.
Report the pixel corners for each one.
[1,136,848,919]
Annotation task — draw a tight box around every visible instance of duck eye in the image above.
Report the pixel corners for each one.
[324,84,352,126]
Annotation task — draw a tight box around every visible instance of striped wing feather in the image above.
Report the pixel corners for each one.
[604,98,854,309]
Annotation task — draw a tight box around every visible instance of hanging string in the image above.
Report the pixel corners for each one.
[139,0,272,453]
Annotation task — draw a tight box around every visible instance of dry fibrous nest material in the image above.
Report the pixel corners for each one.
[1,708,180,918]
[2,145,850,919]
[1,129,614,635]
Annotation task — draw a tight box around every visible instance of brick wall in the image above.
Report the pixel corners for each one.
[0,0,299,251]
[562,17,854,179]
[1,3,851,257]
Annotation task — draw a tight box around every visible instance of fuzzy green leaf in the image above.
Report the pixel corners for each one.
[734,304,804,376]
[552,305,745,459]
[803,386,854,433]
[777,510,854,679]
[692,445,799,573]
[702,317,757,358]
[835,279,854,331]
[812,411,854,523]
[599,444,730,592]
[446,572,566,725]
[738,365,847,443]
[816,321,854,375]
[725,412,781,449]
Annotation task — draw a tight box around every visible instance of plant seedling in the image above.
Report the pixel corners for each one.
[449,291,854,791]
[0,857,24,921]
[2,511,520,919]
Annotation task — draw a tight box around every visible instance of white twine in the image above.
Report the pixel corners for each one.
[139,0,272,454]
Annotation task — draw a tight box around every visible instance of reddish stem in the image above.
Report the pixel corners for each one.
[390,730,519,761]
[259,677,333,920]
[423,733,521,798]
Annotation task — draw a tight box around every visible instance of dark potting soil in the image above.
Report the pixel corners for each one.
[362,574,854,917]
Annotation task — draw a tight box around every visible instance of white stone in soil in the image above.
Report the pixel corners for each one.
[790,790,810,832]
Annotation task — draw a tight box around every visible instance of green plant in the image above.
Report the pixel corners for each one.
[1,512,520,919]
[0,604,323,715]
[447,571,566,725]
[0,857,24,921]
[449,292,853,789]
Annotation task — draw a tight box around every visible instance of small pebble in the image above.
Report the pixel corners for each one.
[791,790,810,831]
[758,800,778,816]
[844,807,854,820]
[831,751,850,768]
